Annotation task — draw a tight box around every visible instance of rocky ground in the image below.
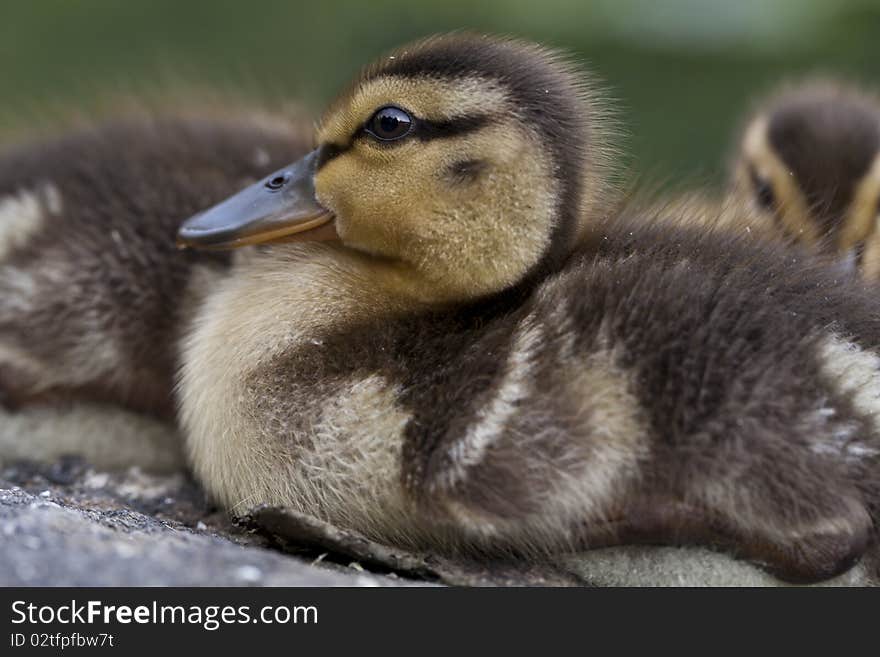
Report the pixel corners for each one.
[3,457,876,586]
[0,458,581,586]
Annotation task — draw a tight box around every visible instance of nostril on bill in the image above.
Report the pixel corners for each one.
[264,172,291,192]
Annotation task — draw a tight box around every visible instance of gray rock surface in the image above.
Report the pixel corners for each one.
[0,459,413,586]
[3,458,876,586]
[0,457,581,586]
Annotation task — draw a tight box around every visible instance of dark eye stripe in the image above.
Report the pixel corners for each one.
[315,142,351,171]
[416,114,492,141]
[317,112,496,166]
[362,111,493,146]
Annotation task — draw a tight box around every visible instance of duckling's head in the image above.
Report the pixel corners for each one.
[178,33,616,301]
[731,81,880,268]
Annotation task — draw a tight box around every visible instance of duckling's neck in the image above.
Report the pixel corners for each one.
[178,242,432,524]
[195,243,452,363]
[294,242,471,309]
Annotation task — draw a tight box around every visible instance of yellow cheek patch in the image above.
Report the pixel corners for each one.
[313,120,558,301]
[861,230,880,280]
[318,75,509,146]
[842,153,880,253]
[739,116,818,245]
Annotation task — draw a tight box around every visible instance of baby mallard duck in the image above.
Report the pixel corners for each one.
[0,111,310,467]
[731,80,880,277]
[179,34,880,583]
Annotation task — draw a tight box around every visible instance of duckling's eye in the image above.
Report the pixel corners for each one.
[754,180,776,210]
[748,166,776,210]
[365,106,413,141]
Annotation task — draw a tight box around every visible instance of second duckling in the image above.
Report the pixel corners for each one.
[730,80,880,277]
[0,110,311,468]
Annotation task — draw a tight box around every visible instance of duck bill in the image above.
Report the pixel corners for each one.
[176,149,337,250]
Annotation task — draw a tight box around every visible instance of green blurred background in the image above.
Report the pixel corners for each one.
[2,0,878,189]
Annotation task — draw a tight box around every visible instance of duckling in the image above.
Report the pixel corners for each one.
[0,111,311,467]
[177,33,880,583]
[730,80,880,277]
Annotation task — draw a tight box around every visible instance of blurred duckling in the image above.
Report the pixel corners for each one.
[0,110,311,468]
[730,80,880,277]
[178,33,880,583]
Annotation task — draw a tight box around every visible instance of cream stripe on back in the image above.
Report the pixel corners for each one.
[0,186,60,261]
[442,317,542,490]
[816,333,880,454]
